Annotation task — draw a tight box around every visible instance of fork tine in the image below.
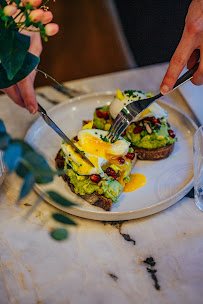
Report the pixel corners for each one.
[111,121,128,143]
[108,114,124,137]
[107,118,123,142]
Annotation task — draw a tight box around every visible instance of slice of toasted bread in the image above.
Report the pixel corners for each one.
[133,143,174,160]
[55,150,137,211]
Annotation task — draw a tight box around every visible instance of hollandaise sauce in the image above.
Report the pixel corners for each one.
[124,173,146,193]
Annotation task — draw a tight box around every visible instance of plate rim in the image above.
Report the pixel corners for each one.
[26,91,198,221]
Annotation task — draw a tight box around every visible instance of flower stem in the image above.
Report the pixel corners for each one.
[35,69,62,87]
[22,29,41,32]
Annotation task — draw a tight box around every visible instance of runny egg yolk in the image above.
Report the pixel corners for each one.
[80,135,113,160]
[124,173,146,192]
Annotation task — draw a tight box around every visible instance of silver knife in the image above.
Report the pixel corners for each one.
[37,103,95,167]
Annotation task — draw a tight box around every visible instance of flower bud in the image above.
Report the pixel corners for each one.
[28,0,42,7]
[29,8,44,22]
[3,5,17,17]
[41,11,53,24]
[45,23,59,36]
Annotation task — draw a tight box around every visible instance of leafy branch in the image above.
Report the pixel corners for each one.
[0,0,58,89]
[0,120,77,241]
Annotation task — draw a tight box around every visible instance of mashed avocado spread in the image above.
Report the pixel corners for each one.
[66,169,123,202]
[93,106,112,131]
[126,121,176,149]
[94,105,176,150]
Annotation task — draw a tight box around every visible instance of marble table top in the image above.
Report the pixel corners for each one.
[0,63,202,304]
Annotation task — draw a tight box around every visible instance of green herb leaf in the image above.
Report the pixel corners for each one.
[47,191,76,207]
[52,213,77,226]
[50,228,68,241]
[4,143,22,171]
[18,172,35,201]
[100,134,109,142]
[0,132,11,150]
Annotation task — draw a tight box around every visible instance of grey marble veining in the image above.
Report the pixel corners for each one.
[0,63,202,304]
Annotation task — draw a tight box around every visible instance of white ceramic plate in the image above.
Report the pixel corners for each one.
[25,92,197,221]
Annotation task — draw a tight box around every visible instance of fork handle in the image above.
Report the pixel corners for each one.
[153,62,199,101]
[172,62,199,90]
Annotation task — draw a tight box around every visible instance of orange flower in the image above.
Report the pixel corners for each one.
[3,5,17,17]
[29,8,44,22]
[41,11,53,25]
[45,23,59,36]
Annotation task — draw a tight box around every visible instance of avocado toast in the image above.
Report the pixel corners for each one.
[93,89,177,160]
[55,128,137,211]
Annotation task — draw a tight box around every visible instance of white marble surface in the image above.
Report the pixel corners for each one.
[0,63,203,304]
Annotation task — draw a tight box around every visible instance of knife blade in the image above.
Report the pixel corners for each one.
[37,103,95,167]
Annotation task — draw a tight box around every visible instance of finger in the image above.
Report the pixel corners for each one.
[160,30,196,94]
[190,48,203,85]
[187,49,200,69]
[28,31,42,57]
[29,69,37,84]
[17,75,38,114]
[1,85,26,108]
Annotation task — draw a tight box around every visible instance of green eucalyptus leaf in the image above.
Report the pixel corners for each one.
[52,213,77,226]
[1,31,30,80]
[0,120,6,133]
[0,132,11,150]
[18,172,35,201]
[16,162,29,179]
[4,143,22,171]
[50,228,68,241]
[11,139,34,155]
[47,191,76,207]
[23,151,53,184]
[0,52,40,89]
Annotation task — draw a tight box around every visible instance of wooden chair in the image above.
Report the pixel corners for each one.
[35,0,136,87]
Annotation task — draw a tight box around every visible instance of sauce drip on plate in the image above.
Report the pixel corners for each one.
[124,173,146,192]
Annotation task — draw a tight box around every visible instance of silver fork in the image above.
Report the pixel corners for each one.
[107,62,199,143]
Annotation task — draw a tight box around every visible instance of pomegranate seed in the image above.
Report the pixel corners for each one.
[122,130,126,136]
[118,156,125,164]
[102,111,109,119]
[90,174,101,183]
[126,153,135,160]
[133,125,143,134]
[111,174,118,180]
[106,167,116,176]
[96,110,103,118]
[168,129,175,138]
[74,136,79,141]
[152,119,158,124]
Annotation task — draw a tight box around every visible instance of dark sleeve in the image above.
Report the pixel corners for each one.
[114,0,192,66]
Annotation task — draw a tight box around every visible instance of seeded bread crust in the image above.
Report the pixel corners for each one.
[133,143,175,160]
[55,150,136,211]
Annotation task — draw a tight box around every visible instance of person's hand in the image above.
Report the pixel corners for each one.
[160,0,203,95]
[1,30,42,114]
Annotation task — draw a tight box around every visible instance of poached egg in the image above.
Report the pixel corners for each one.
[61,129,130,176]
[110,89,168,122]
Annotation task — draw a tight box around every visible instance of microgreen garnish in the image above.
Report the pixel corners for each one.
[100,135,109,142]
